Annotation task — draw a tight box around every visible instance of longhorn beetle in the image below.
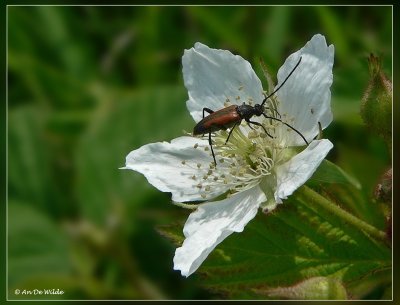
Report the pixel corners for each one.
[193,57,308,167]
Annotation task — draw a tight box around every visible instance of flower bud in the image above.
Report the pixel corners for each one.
[374,168,392,204]
[360,54,392,146]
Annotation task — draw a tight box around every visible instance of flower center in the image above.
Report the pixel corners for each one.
[187,116,293,199]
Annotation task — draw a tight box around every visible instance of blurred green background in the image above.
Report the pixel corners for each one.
[7,6,392,300]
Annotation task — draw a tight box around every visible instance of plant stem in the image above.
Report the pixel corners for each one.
[297,186,388,244]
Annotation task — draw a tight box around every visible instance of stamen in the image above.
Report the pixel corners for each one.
[185,111,294,198]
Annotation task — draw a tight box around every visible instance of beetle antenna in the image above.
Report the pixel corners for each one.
[262,113,308,145]
[261,56,302,107]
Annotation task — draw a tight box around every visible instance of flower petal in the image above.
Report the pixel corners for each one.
[274,139,333,202]
[123,136,231,202]
[183,42,264,123]
[173,185,266,277]
[275,34,334,145]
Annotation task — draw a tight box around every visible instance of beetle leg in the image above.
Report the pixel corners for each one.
[246,119,274,139]
[262,113,308,145]
[225,122,238,144]
[247,122,256,131]
[202,108,214,118]
[208,132,217,166]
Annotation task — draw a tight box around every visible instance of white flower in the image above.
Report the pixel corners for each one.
[123,34,334,277]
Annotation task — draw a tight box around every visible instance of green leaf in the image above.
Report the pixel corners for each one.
[76,85,190,225]
[309,159,361,189]
[327,143,388,228]
[185,7,247,55]
[254,276,348,300]
[156,222,185,246]
[8,105,78,217]
[314,6,349,63]
[8,201,72,299]
[257,6,291,65]
[159,196,390,299]
[345,267,391,299]
[8,107,54,211]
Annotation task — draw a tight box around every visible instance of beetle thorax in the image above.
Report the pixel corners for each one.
[254,104,264,116]
[237,103,263,120]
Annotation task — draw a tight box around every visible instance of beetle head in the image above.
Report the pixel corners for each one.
[254,104,264,116]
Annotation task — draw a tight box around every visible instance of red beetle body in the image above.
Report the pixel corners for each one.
[192,57,305,167]
[193,105,240,135]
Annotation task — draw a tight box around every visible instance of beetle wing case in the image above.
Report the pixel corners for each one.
[193,105,240,135]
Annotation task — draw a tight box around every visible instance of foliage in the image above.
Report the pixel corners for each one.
[7,6,391,300]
